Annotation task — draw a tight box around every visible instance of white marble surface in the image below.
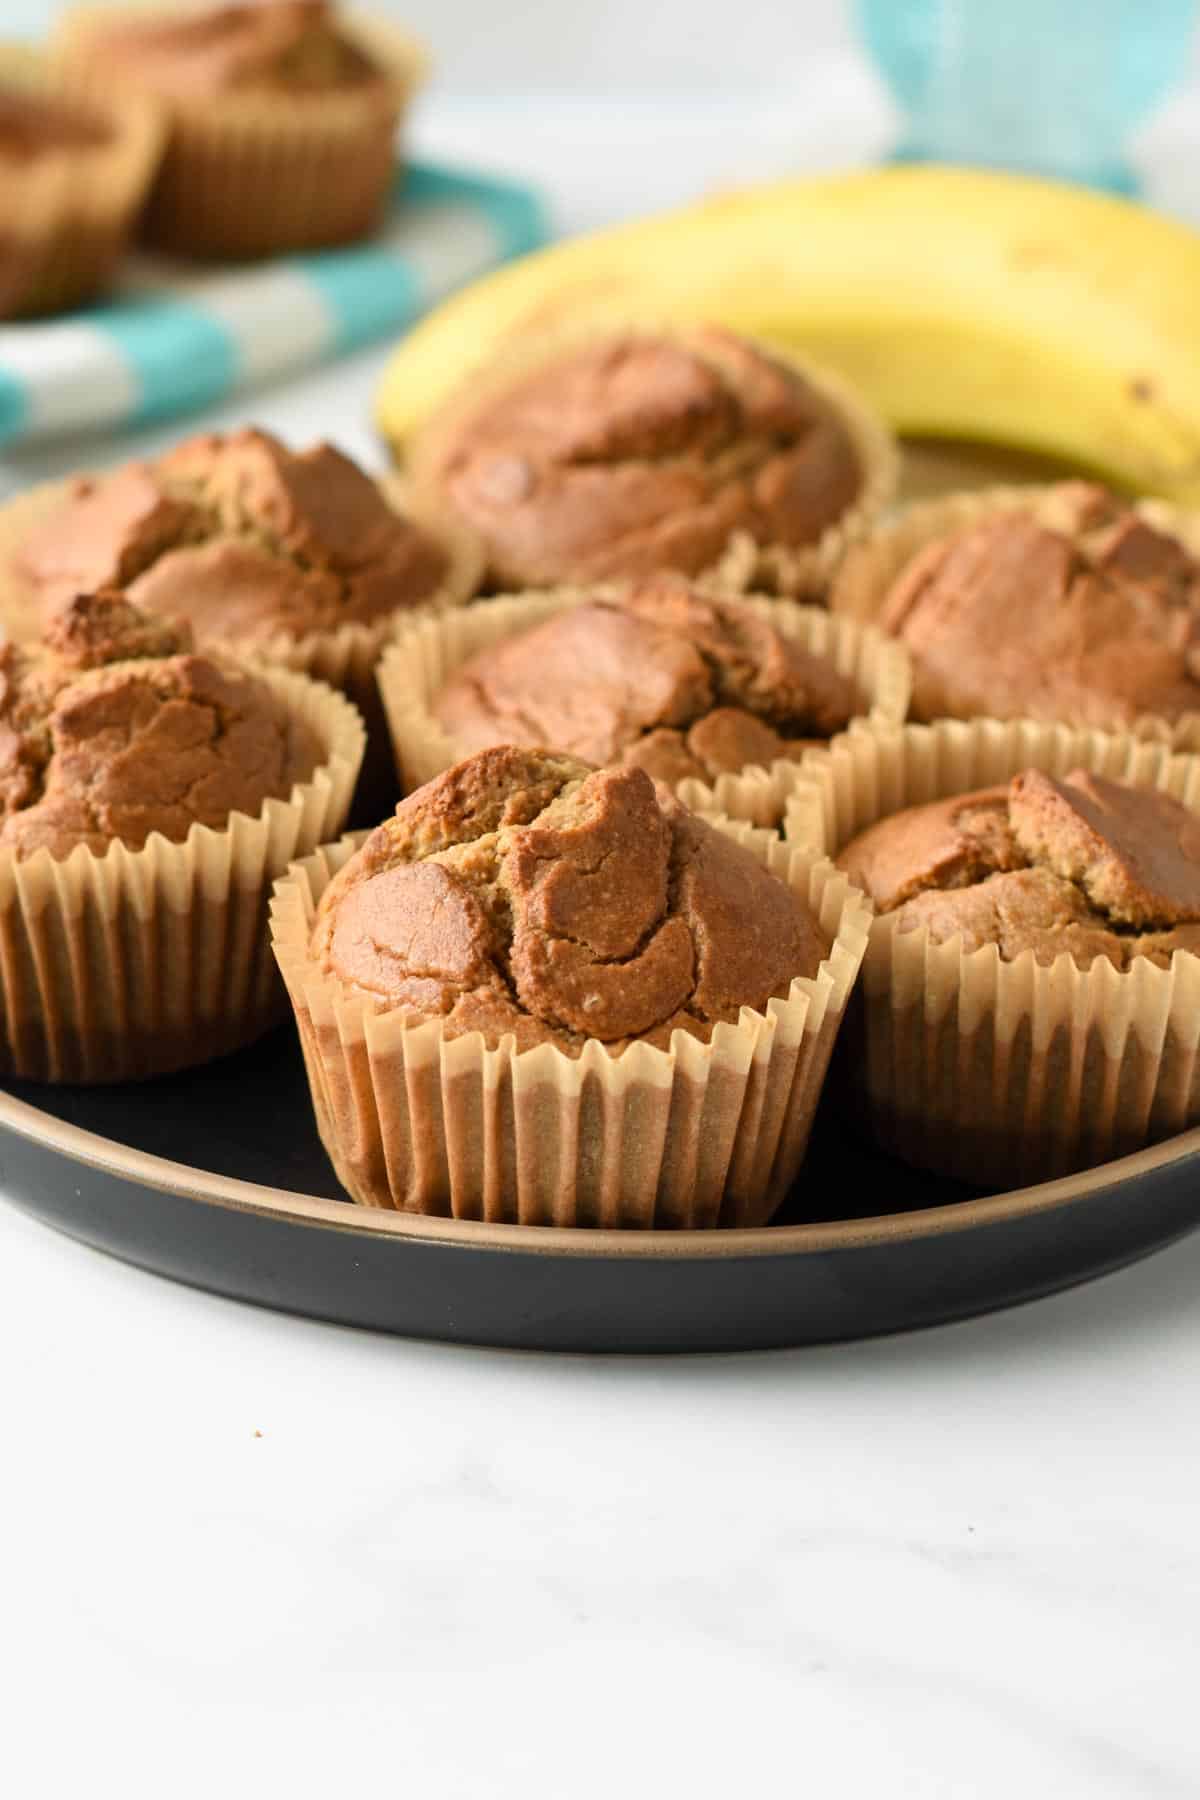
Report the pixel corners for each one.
[3,75,1200,1799]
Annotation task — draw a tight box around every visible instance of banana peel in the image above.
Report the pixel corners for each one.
[375,165,1200,504]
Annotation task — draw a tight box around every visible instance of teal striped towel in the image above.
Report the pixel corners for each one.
[0,161,547,449]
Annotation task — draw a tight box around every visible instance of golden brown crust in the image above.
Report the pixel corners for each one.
[57,2,422,259]
[837,765,1200,969]
[433,574,861,784]
[836,784,1034,911]
[880,482,1200,728]
[41,586,189,669]
[423,326,864,589]
[311,745,829,1054]
[1007,766,1200,926]
[0,591,320,860]
[16,427,450,643]
[76,1,383,100]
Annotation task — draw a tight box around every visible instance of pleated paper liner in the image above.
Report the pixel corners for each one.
[401,317,899,600]
[829,483,1200,747]
[0,474,482,819]
[0,666,364,1084]
[781,717,1200,1187]
[54,7,427,258]
[377,587,911,813]
[0,43,163,319]
[271,824,870,1228]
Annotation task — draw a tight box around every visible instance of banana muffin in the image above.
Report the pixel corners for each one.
[839,766,1200,969]
[790,720,1200,1183]
[434,576,863,787]
[0,46,162,318]
[57,1,424,257]
[850,482,1200,732]
[15,426,451,644]
[311,745,830,1056]
[0,589,321,860]
[409,325,893,593]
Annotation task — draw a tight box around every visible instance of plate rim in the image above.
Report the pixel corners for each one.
[2,1082,1198,1261]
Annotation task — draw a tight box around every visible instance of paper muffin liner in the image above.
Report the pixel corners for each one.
[55,6,425,258]
[0,473,482,820]
[784,716,1200,1187]
[828,483,1200,749]
[0,44,163,319]
[403,318,899,600]
[377,585,911,815]
[270,821,870,1227]
[0,665,364,1084]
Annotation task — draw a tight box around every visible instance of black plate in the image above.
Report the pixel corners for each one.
[1,1027,1198,1353]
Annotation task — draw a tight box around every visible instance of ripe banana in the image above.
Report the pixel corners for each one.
[375,165,1200,504]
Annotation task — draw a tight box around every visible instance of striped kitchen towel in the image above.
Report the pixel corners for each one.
[0,161,548,449]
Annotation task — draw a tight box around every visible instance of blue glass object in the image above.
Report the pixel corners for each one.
[858,0,1197,193]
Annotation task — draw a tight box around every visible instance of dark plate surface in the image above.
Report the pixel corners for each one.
[1,1026,1199,1352]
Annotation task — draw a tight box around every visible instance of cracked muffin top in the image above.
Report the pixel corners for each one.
[16,426,450,644]
[880,482,1200,729]
[837,766,1200,970]
[0,590,321,860]
[417,326,864,589]
[72,2,383,101]
[435,575,862,786]
[311,744,829,1054]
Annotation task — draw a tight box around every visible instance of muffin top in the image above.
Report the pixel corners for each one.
[435,575,862,786]
[0,590,320,860]
[311,744,829,1054]
[881,482,1200,729]
[837,766,1200,969]
[77,1,381,101]
[0,85,111,159]
[17,427,449,643]
[421,326,863,590]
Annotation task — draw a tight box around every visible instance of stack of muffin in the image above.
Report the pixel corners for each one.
[6,21,1200,1229]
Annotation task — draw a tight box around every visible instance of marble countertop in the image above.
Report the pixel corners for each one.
[3,71,1200,1799]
